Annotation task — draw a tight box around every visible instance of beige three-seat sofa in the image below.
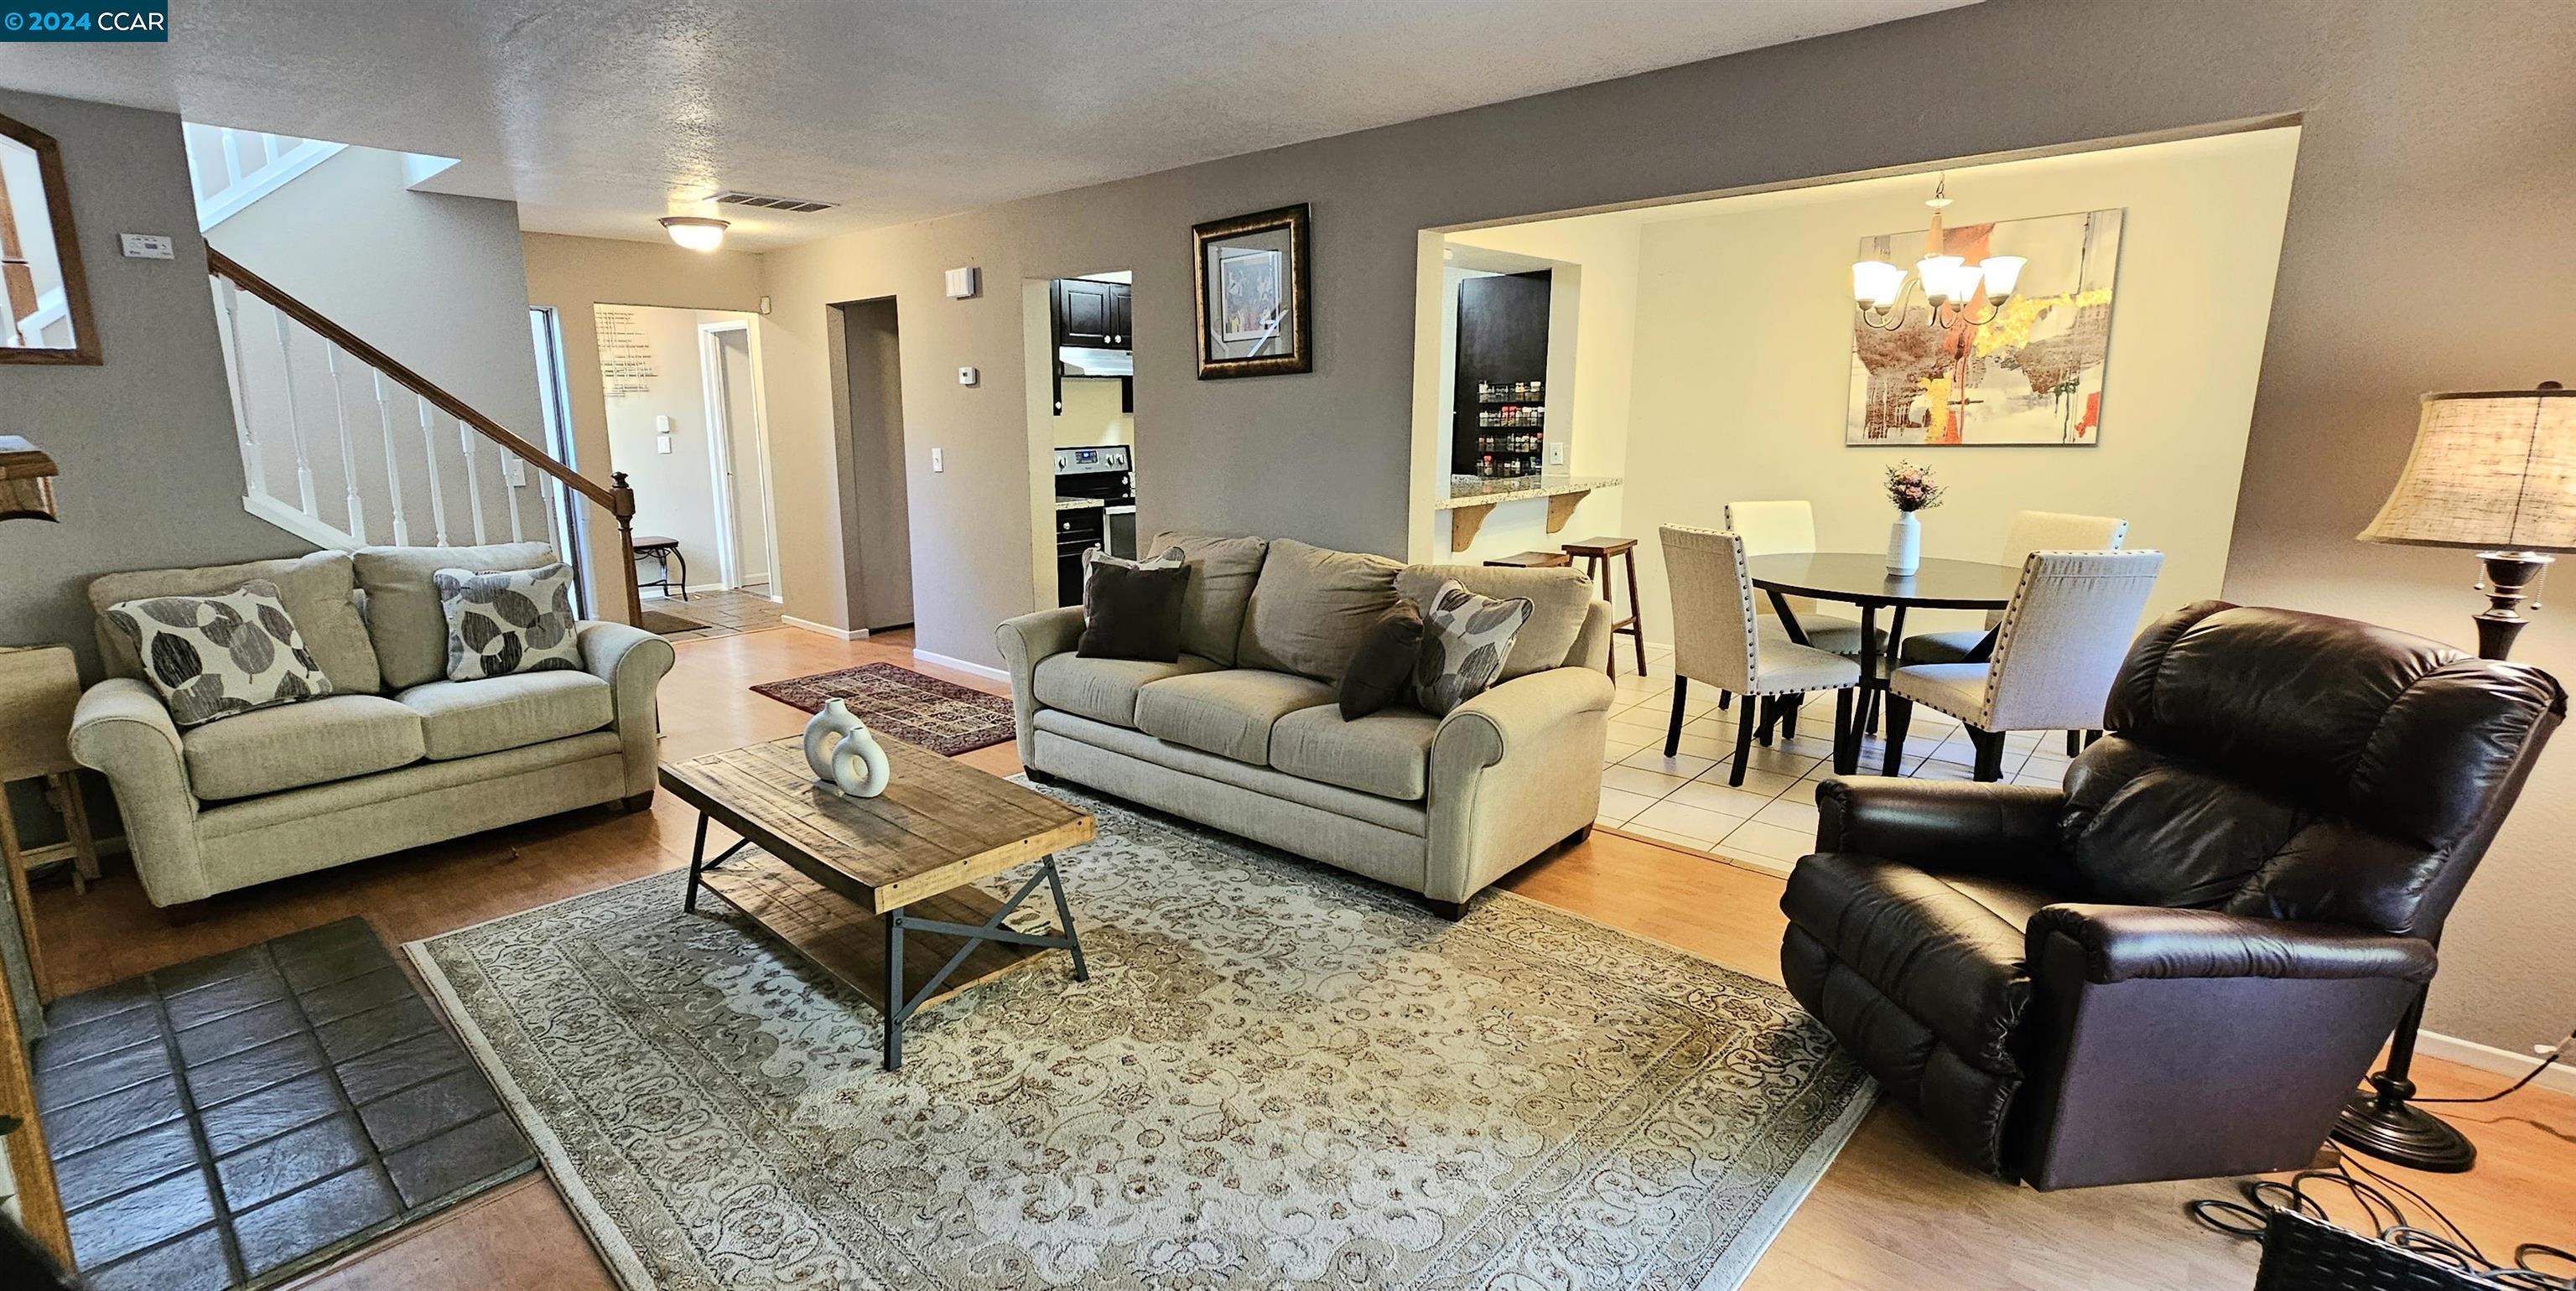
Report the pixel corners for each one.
[998,533,1613,914]
[69,541,673,910]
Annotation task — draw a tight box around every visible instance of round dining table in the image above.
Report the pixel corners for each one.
[1744,552,2024,774]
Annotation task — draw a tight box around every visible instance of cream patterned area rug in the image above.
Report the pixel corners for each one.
[409,785,1872,1290]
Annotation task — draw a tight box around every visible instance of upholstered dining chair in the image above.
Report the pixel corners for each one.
[1661,526,1862,785]
[1722,500,1877,658]
[1883,550,2163,780]
[1899,509,2131,665]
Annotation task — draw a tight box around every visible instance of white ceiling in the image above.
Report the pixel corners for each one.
[0,0,1974,251]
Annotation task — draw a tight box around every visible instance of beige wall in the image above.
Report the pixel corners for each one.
[1053,378,1134,448]
[521,232,766,617]
[737,0,2576,1055]
[1613,127,2298,646]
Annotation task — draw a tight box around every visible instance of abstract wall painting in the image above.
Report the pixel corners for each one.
[1847,207,2123,446]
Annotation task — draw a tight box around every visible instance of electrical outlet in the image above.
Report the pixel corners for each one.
[503,458,527,486]
[931,448,945,473]
[958,366,979,386]
[1548,443,1566,466]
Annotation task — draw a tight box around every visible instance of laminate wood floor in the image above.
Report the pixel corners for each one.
[31,626,2573,1291]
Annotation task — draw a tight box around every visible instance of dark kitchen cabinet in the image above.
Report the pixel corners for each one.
[1056,278,1132,350]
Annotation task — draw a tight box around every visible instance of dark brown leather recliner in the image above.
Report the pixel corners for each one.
[1779,601,2563,1190]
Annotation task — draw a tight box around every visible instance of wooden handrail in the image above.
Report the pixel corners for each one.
[205,246,626,517]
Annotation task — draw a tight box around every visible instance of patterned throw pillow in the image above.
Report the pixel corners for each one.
[104,579,335,727]
[434,563,583,682]
[1410,579,1536,716]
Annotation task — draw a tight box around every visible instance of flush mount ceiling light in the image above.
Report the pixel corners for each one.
[1851,174,2026,332]
[660,215,730,251]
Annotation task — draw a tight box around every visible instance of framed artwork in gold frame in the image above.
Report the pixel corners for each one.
[1192,203,1309,379]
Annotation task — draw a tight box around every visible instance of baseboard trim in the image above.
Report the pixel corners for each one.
[782,616,868,641]
[2414,1027,2576,1098]
[911,648,1010,683]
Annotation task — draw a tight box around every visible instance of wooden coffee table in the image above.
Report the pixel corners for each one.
[658,735,1095,1071]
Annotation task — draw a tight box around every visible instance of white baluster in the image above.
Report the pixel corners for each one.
[371,372,409,546]
[271,313,319,516]
[216,278,266,500]
[323,344,367,541]
[218,127,245,186]
[502,446,526,542]
[459,423,488,543]
[259,132,281,167]
[417,396,449,545]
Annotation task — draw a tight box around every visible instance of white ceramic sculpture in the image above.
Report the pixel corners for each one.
[802,698,891,797]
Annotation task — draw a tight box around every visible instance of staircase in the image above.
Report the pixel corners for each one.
[205,247,643,621]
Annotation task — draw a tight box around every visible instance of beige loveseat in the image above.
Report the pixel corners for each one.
[68,542,673,910]
[997,534,1613,915]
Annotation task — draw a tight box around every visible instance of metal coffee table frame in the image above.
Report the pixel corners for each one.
[682,815,1088,1071]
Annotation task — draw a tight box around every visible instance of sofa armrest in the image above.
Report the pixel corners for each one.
[1426,666,1617,903]
[579,620,676,797]
[996,606,1087,754]
[2028,905,2437,985]
[1433,666,1616,769]
[70,678,212,905]
[1812,777,2064,882]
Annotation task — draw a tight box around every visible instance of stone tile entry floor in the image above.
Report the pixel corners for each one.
[31,918,537,1289]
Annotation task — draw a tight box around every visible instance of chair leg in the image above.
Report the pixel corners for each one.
[2085,728,2104,749]
[2065,729,2083,758]
[1664,678,1688,758]
[1717,691,1732,712]
[1731,702,1756,786]
[1754,696,1779,747]
[1623,551,1649,677]
[1880,695,1912,776]
[1832,688,1857,775]
[1970,726,2007,782]
[1779,693,1802,741]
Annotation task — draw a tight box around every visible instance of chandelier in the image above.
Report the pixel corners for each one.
[1852,175,2025,332]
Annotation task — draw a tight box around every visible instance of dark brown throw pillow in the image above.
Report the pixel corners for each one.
[1078,562,1189,662]
[1337,599,1426,719]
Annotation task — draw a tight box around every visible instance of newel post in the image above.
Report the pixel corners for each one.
[610,470,643,626]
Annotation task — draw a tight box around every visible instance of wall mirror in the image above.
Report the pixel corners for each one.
[1,111,100,365]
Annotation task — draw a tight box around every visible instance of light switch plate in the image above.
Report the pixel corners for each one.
[1548,443,1566,465]
[120,233,175,260]
[503,458,527,486]
[957,366,979,386]
[931,448,945,473]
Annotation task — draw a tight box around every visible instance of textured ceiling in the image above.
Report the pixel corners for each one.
[0,0,1974,251]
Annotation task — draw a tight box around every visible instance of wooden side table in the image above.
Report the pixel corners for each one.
[0,646,102,1003]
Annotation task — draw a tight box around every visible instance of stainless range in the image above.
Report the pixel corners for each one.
[1052,444,1135,605]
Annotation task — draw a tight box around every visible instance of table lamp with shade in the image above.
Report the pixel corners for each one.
[2340,381,2573,1172]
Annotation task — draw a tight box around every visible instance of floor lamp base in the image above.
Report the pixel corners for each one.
[2333,1091,2477,1172]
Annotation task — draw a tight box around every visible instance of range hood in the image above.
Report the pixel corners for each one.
[1057,345,1134,377]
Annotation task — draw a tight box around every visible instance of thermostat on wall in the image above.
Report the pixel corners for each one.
[944,267,981,299]
[121,233,175,260]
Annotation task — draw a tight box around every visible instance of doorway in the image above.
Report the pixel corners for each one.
[589,303,782,632]
[830,297,917,633]
[1025,271,1139,609]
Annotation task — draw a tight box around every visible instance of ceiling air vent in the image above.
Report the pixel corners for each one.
[712,190,840,215]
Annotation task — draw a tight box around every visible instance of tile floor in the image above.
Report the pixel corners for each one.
[1597,645,2070,874]
[644,585,787,640]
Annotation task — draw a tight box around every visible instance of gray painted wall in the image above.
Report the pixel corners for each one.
[0,90,308,677]
[757,0,2576,1054]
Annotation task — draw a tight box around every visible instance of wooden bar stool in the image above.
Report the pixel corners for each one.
[1561,537,1647,680]
[1483,551,1571,568]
